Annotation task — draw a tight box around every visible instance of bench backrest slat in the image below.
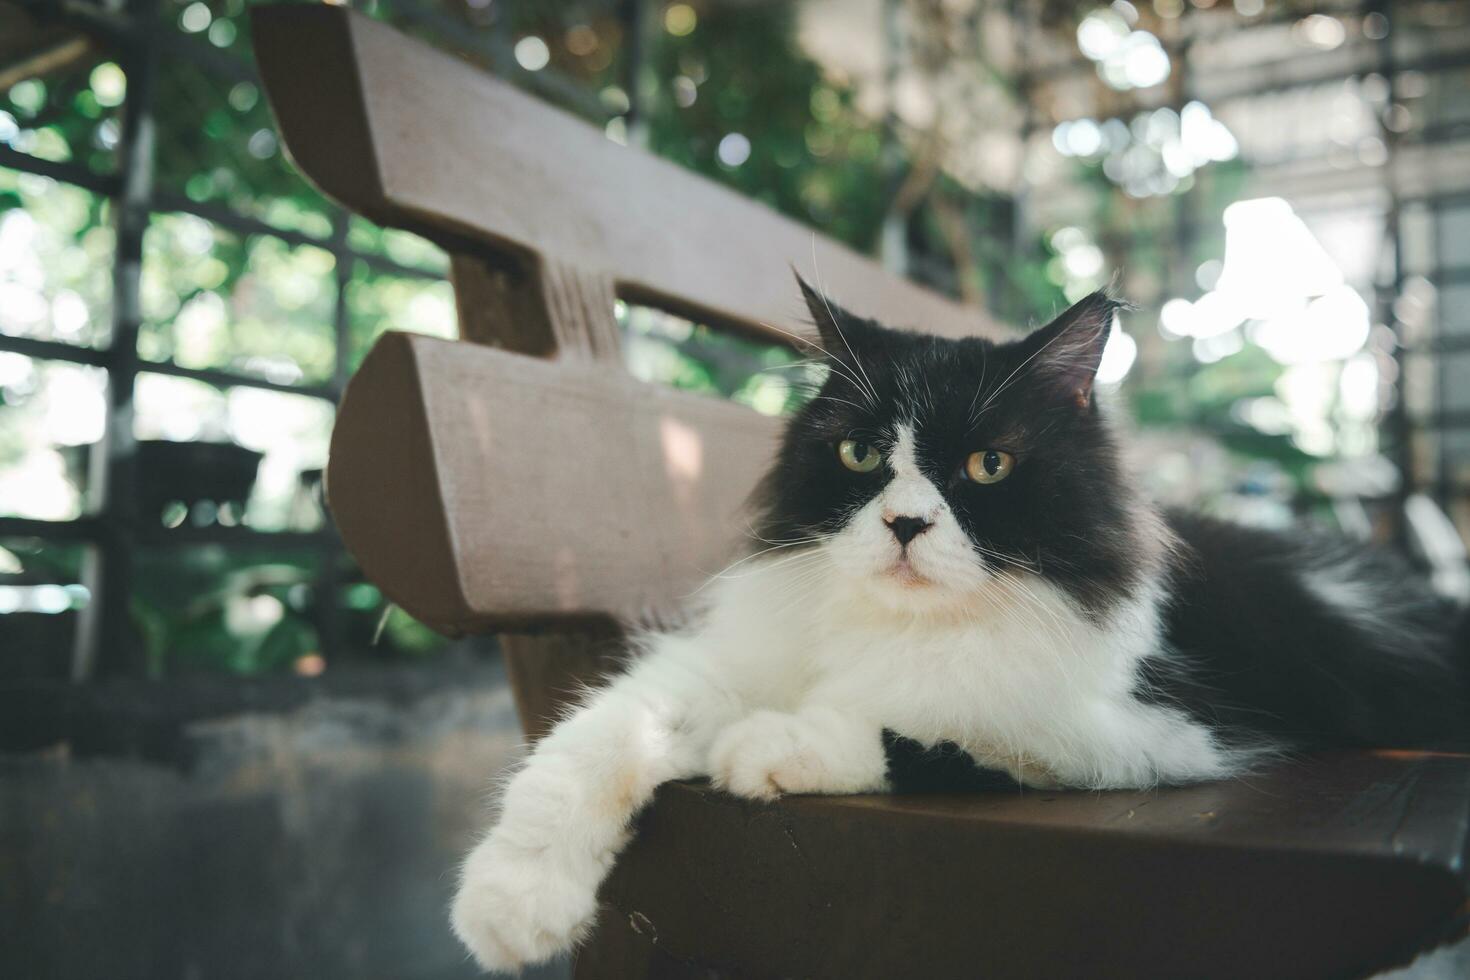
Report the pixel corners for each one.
[252,6,992,346]
[330,331,780,629]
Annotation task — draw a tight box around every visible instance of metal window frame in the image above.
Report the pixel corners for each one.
[4,0,630,680]
[2,0,471,678]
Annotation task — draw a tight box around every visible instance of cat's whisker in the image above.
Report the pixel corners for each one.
[975,543,1042,576]
[975,312,1087,417]
[1007,596,1082,673]
[688,539,823,594]
[753,361,827,376]
[808,394,870,414]
[718,548,829,582]
[966,349,991,425]
[752,318,879,406]
[743,528,824,549]
[990,572,1087,669]
[986,584,1082,696]
[808,235,882,408]
[738,517,823,548]
[1003,578,1083,652]
[764,569,833,623]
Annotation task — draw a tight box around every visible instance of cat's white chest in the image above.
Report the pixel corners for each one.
[804,591,1109,733]
[743,564,1234,788]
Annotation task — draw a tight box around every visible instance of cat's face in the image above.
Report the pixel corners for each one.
[755,280,1158,617]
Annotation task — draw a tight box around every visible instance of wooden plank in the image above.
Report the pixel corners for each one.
[585,751,1470,979]
[323,330,467,632]
[251,4,999,346]
[249,5,384,221]
[447,252,557,358]
[327,331,781,631]
[500,629,625,742]
[448,256,631,732]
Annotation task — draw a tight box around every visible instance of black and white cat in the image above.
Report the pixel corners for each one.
[451,281,1469,971]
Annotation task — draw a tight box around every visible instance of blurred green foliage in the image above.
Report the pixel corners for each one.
[645,5,887,248]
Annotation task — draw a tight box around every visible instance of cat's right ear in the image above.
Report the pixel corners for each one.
[794,271,864,357]
[1021,290,1122,410]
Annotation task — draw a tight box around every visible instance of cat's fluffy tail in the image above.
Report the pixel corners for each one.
[1449,607,1470,746]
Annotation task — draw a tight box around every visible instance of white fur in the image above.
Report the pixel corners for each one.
[451,422,1237,972]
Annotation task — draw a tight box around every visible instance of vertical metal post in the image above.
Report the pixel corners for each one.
[73,0,159,679]
[621,0,648,146]
[1170,14,1197,392]
[877,0,907,276]
[1009,0,1032,322]
[314,210,354,662]
[1372,0,1415,540]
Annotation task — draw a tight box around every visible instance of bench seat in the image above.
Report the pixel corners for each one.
[582,751,1470,979]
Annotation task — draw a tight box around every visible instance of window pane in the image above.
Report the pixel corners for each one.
[134,373,333,532]
[127,550,455,677]
[337,563,451,663]
[1438,204,1470,269]
[151,0,334,236]
[1440,351,1470,418]
[140,214,337,386]
[1,47,122,174]
[0,355,106,521]
[1440,283,1470,339]
[617,301,806,416]
[345,260,455,372]
[1400,203,1436,278]
[0,537,88,680]
[133,545,322,676]
[0,167,115,348]
[347,218,450,277]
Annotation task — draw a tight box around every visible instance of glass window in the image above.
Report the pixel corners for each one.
[347,218,450,277]
[0,537,88,681]
[1440,283,1470,338]
[133,373,333,532]
[1400,203,1436,277]
[0,355,106,521]
[128,548,451,677]
[140,214,337,386]
[344,259,456,372]
[617,300,807,416]
[1,53,123,174]
[151,0,334,237]
[133,544,322,676]
[1437,204,1470,268]
[1440,351,1470,417]
[337,561,450,664]
[0,167,115,348]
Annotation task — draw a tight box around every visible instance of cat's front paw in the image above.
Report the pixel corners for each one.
[450,832,600,973]
[708,708,887,800]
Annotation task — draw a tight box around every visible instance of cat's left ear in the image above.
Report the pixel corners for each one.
[794,271,869,358]
[1022,290,1122,410]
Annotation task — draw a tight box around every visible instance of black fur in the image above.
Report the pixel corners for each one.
[883,732,1023,793]
[1145,512,1469,750]
[751,278,1470,789]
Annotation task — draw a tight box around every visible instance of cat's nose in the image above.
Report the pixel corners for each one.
[885,515,933,546]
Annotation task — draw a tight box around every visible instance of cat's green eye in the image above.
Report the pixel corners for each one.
[838,439,882,473]
[964,449,1015,484]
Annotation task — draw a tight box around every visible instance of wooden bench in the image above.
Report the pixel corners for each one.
[251,8,1470,977]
